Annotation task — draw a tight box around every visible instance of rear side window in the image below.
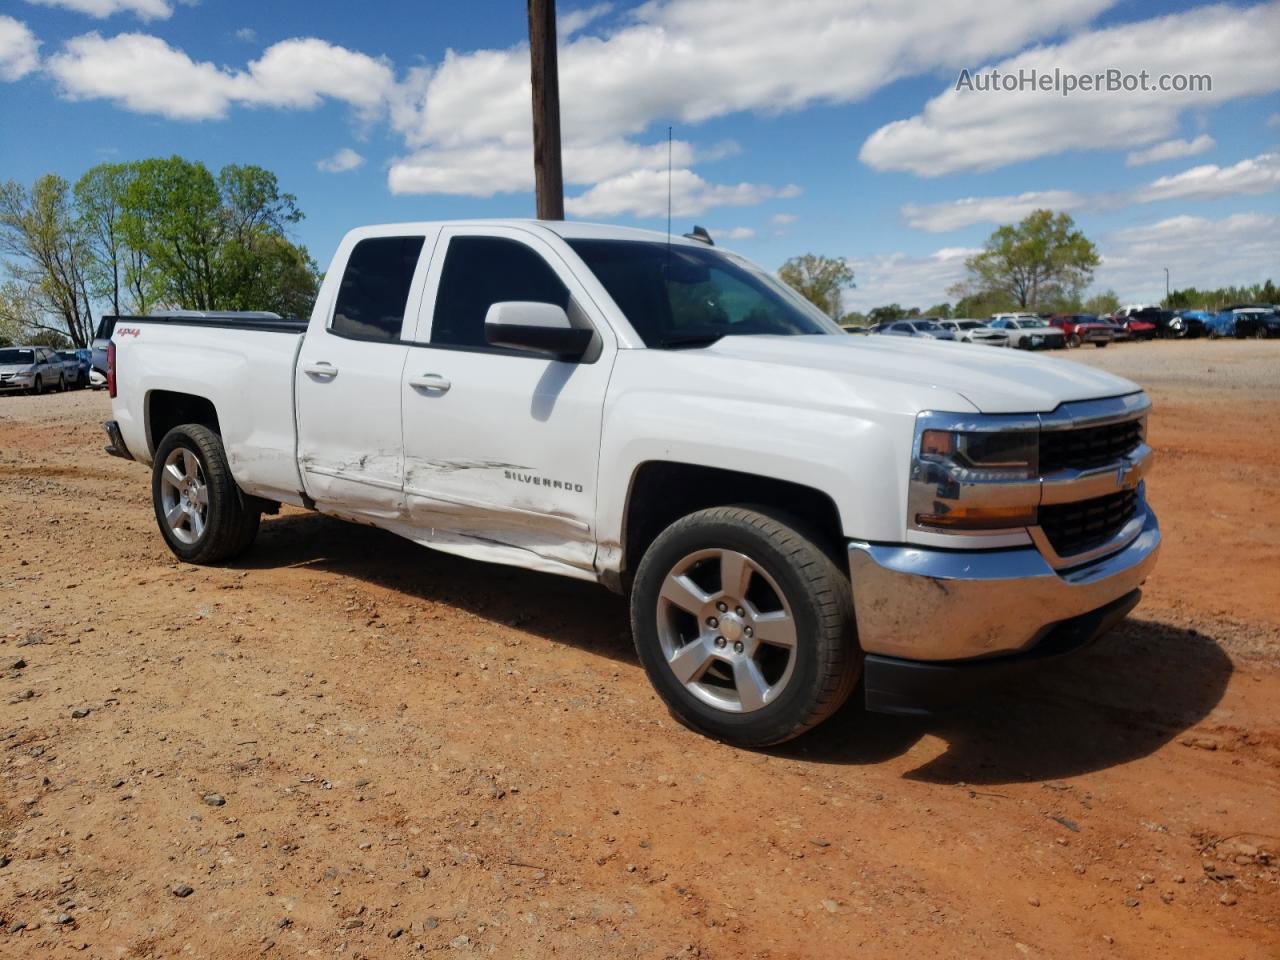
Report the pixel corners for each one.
[332,236,425,342]
[431,236,569,349]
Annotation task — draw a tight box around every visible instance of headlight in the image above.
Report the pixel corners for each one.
[910,419,1040,532]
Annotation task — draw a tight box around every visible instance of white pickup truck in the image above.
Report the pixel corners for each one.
[105,220,1160,746]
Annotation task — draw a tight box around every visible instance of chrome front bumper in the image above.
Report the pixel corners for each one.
[848,502,1160,662]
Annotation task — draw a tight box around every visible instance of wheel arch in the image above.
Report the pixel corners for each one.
[618,461,847,584]
[146,390,221,457]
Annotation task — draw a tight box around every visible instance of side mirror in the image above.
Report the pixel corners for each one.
[484,301,592,360]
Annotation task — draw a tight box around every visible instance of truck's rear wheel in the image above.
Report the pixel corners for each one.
[630,506,859,747]
[152,424,260,564]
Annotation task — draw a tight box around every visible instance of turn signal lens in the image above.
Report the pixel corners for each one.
[915,504,1039,530]
[107,340,117,399]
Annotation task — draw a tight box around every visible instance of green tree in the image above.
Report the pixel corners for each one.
[778,254,855,318]
[120,156,225,309]
[867,303,908,325]
[75,162,142,316]
[923,302,952,319]
[952,210,1099,311]
[1082,289,1121,315]
[0,175,96,346]
[118,156,317,317]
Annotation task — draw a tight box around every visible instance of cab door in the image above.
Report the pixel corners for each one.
[399,226,616,575]
[295,231,434,520]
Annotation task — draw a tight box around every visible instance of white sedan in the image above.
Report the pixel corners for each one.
[938,319,1009,347]
[988,317,1067,350]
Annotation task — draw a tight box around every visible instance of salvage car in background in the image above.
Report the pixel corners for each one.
[1111,308,1162,343]
[1048,314,1113,348]
[937,319,1009,346]
[876,318,956,340]
[0,345,68,394]
[1233,309,1280,339]
[1208,305,1278,339]
[54,350,89,388]
[988,316,1067,349]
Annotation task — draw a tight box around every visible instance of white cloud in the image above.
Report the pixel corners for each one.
[771,213,798,225]
[387,0,1113,202]
[317,147,365,173]
[1134,151,1280,203]
[565,168,785,219]
[234,27,256,43]
[0,16,39,80]
[1094,212,1280,301]
[845,212,1280,312]
[558,3,612,37]
[861,3,1280,176]
[903,189,1089,232]
[389,137,709,196]
[46,32,394,120]
[900,150,1280,232]
[1125,134,1214,167]
[1268,112,1280,128]
[25,0,173,19]
[844,247,978,312]
[708,226,755,241]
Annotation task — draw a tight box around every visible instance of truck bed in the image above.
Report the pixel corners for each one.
[108,311,308,507]
[106,312,309,334]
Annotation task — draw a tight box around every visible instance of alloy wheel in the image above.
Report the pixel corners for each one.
[159,447,210,544]
[655,548,797,713]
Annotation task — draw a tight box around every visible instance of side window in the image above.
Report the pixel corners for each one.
[331,236,425,342]
[431,236,569,349]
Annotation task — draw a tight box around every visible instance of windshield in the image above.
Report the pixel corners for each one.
[566,239,839,347]
[957,321,982,329]
[914,320,943,332]
[1017,319,1049,328]
[0,349,34,364]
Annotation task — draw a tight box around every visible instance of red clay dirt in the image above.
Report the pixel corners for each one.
[1,339,1277,959]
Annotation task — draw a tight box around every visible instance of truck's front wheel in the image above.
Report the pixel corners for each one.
[630,507,859,747]
[152,424,260,564]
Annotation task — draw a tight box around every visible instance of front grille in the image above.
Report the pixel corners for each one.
[1040,418,1143,473]
[1039,489,1138,558]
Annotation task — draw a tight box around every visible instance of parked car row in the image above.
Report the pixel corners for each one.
[857,303,1280,349]
[0,345,101,395]
[1203,304,1280,339]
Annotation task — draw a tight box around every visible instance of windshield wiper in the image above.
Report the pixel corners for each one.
[656,332,725,349]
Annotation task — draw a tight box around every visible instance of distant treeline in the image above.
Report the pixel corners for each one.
[0,156,319,348]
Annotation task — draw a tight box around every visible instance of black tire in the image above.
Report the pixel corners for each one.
[1094,341,1107,348]
[1068,333,1081,348]
[57,374,66,392]
[151,423,260,564]
[31,375,43,396]
[1256,327,1268,340]
[630,506,859,747]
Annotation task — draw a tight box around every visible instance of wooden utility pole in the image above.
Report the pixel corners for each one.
[527,0,565,220]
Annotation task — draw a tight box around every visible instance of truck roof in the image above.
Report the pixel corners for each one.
[343,219,714,247]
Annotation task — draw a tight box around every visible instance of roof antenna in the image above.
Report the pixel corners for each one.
[666,125,673,246]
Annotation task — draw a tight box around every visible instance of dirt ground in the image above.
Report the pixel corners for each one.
[2,338,1278,960]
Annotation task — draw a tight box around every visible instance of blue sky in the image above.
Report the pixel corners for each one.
[2,0,1277,310]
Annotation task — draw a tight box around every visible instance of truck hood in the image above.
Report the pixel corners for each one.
[699,334,1140,414]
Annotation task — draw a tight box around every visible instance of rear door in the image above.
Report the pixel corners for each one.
[295,232,433,520]
[399,226,615,574]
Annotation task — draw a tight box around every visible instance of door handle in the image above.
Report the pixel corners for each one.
[302,361,338,379]
[408,373,451,393]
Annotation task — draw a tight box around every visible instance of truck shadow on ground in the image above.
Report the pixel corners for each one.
[777,618,1233,785]
[245,511,1232,786]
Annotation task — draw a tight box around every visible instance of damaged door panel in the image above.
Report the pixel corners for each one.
[400,226,615,572]
[295,232,433,519]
